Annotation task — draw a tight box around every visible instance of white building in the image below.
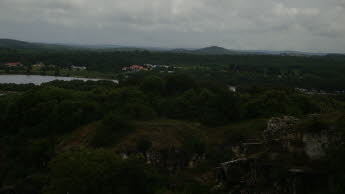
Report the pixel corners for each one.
[71,65,87,70]
[228,86,237,92]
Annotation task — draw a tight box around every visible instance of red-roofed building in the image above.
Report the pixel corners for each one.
[4,62,23,67]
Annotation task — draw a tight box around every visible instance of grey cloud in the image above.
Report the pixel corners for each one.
[0,0,344,52]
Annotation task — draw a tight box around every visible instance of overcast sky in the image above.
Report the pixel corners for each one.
[0,0,345,52]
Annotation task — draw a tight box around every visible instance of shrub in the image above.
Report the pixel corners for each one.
[89,113,134,147]
[45,149,166,194]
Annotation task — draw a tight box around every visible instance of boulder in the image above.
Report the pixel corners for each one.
[263,116,300,143]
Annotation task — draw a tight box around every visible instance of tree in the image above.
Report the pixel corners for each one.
[89,113,134,147]
[136,137,153,159]
[54,67,60,76]
[165,74,197,96]
[139,76,165,95]
[45,149,165,194]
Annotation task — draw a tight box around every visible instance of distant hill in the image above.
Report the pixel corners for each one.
[193,46,238,55]
[169,48,194,53]
[168,46,332,56]
[0,40,238,55]
[0,39,167,51]
[0,39,342,56]
[169,46,239,55]
[0,39,41,49]
[63,43,169,51]
[326,53,345,57]
[0,39,75,50]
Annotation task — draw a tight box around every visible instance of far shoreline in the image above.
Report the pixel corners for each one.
[0,71,118,81]
[0,74,119,85]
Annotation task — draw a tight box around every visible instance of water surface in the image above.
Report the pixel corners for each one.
[0,75,118,85]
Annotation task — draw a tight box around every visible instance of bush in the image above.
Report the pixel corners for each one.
[136,137,153,155]
[120,103,157,120]
[45,149,166,194]
[89,113,134,147]
[139,76,165,95]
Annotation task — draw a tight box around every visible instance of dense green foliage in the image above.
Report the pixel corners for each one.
[89,114,134,147]
[0,74,344,193]
[0,83,37,92]
[45,149,165,194]
[1,49,345,90]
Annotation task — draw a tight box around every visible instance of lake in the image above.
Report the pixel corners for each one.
[0,75,118,85]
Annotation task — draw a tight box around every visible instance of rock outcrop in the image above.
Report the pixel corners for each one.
[263,116,300,143]
[264,115,339,160]
[216,115,335,194]
[119,149,206,172]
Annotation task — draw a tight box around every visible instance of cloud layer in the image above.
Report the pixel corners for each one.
[0,0,344,52]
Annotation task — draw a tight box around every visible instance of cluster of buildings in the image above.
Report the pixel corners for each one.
[0,62,46,69]
[32,63,45,70]
[1,62,87,71]
[2,62,23,68]
[71,65,87,70]
[121,64,176,73]
[143,64,170,69]
[1,62,54,70]
[121,65,148,72]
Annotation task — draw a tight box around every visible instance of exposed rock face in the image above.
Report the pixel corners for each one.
[217,115,335,194]
[119,149,205,172]
[303,131,329,160]
[216,157,329,194]
[263,116,300,143]
[232,141,265,158]
[263,115,334,160]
